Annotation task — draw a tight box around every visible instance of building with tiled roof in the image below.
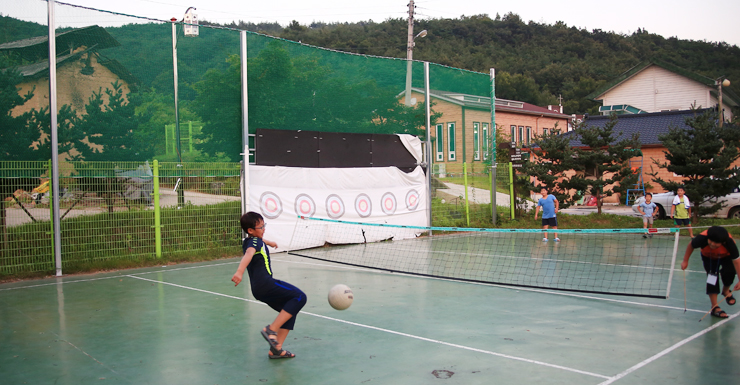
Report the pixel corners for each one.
[407,88,571,173]
[585,60,738,124]
[565,109,740,198]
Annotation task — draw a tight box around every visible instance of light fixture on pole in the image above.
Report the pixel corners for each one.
[716,77,730,127]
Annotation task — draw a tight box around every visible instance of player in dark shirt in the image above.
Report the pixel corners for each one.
[232,212,307,358]
[681,226,740,319]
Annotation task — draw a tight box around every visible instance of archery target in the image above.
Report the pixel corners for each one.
[405,189,420,211]
[295,194,316,217]
[354,194,372,217]
[381,192,397,215]
[260,192,283,219]
[325,194,345,219]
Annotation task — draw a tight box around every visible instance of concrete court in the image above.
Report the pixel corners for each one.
[1,241,739,385]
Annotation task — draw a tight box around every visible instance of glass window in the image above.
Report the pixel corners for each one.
[473,122,480,161]
[435,124,444,162]
[447,122,456,161]
[518,126,524,147]
[510,125,516,144]
[543,128,549,136]
[526,126,531,146]
[482,123,489,160]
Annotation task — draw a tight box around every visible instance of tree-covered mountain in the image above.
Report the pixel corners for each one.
[1,12,738,116]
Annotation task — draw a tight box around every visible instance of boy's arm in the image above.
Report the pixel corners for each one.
[534,205,540,219]
[232,247,256,286]
[554,197,559,213]
[263,239,278,249]
[637,204,646,216]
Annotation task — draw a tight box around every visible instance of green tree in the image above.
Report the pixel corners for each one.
[520,123,578,208]
[648,110,740,219]
[565,115,642,214]
[74,81,153,161]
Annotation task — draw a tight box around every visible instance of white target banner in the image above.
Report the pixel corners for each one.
[249,165,428,251]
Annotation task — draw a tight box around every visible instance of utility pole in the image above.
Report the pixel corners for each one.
[404,0,415,106]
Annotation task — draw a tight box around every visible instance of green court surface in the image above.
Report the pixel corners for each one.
[2,238,740,385]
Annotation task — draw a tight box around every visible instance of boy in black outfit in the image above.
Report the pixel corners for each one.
[232,211,307,358]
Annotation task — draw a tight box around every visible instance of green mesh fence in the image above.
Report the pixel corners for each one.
[0,3,502,273]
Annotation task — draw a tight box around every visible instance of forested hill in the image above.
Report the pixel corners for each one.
[274,13,740,115]
[2,13,739,115]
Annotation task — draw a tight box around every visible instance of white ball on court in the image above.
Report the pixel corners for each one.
[328,284,354,310]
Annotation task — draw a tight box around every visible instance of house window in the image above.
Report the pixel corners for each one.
[435,124,444,162]
[518,126,524,147]
[473,122,480,161]
[447,122,456,161]
[543,128,549,136]
[510,125,516,144]
[482,123,489,160]
[526,126,531,146]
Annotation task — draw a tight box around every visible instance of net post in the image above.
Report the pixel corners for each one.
[464,162,470,226]
[665,229,681,299]
[424,61,432,235]
[490,68,496,224]
[153,160,162,258]
[509,162,515,219]
[48,0,63,276]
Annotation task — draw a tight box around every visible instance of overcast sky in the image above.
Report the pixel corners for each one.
[3,0,739,47]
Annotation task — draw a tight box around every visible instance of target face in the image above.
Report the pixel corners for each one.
[325,194,345,219]
[405,189,420,211]
[294,194,316,217]
[354,194,372,217]
[260,192,283,219]
[381,192,397,215]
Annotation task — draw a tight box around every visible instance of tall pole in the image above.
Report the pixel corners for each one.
[48,0,63,276]
[490,68,497,223]
[240,30,250,221]
[718,79,725,128]
[424,61,432,232]
[171,17,184,207]
[404,0,415,106]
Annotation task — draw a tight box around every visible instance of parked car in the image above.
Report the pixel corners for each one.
[632,187,740,219]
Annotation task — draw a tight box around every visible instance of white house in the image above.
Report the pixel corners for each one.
[585,60,738,123]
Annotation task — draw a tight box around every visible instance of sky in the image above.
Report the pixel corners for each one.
[2,0,739,47]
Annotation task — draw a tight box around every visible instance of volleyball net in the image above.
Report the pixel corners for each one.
[287,216,681,299]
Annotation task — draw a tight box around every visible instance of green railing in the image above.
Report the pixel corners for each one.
[0,161,242,274]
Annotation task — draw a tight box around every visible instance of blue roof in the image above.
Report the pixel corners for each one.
[565,109,712,147]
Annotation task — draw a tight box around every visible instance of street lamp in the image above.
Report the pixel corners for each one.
[716,77,730,127]
[404,28,427,106]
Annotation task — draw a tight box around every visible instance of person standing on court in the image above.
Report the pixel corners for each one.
[670,187,694,238]
[534,187,560,242]
[232,211,307,359]
[681,226,740,319]
[637,193,658,238]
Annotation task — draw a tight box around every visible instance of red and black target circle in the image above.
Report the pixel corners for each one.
[406,189,420,211]
[295,194,316,218]
[260,192,283,219]
[354,193,372,217]
[381,192,397,215]
[326,194,345,219]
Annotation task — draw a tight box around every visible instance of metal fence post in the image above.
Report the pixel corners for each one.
[153,160,162,258]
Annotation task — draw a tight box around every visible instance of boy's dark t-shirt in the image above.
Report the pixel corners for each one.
[242,237,275,296]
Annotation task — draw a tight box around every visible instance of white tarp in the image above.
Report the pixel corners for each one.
[249,165,428,252]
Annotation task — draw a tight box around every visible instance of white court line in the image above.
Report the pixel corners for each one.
[597,312,740,385]
[127,274,610,380]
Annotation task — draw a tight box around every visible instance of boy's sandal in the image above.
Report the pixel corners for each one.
[726,294,736,306]
[268,349,296,359]
[261,325,280,354]
[711,307,729,319]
